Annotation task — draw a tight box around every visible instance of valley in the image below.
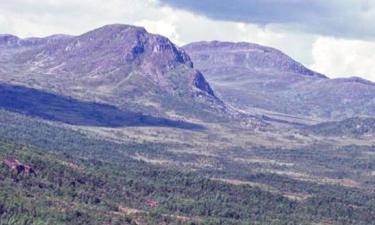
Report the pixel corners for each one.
[1,24,375,225]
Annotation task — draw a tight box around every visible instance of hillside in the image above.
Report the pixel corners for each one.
[0,83,203,129]
[183,41,375,119]
[0,25,223,121]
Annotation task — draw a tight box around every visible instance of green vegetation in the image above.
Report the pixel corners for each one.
[1,110,375,224]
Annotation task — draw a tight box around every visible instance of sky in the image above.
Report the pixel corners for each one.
[1,0,375,81]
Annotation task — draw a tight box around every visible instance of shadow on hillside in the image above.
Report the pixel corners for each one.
[0,84,204,130]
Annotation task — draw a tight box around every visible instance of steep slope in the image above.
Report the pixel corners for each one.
[184,41,375,120]
[0,25,220,121]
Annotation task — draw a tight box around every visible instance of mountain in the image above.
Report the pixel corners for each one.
[183,41,375,120]
[184,41,326,79]
[0,25,221,122]
[3,25,375,225]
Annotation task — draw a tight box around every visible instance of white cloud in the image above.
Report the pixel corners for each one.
[0,0,163,37]
[136,19,181,44]
[311,37,375,80]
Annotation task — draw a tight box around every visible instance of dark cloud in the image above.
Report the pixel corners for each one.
[159,0,375,39]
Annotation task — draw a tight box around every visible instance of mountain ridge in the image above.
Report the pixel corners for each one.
[184,40,375,120]
[2,25,375,122]
[183,40,327,79]
[0,24,223,121]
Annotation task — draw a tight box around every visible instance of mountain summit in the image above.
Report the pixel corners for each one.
[0,24,219,119]
[183,41,326,78]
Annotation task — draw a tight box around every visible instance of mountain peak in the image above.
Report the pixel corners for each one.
[37,24,198,91]
[0,24,220,117]
[184,41,326,78]
[82,24,147,38]
[55,23,194,71]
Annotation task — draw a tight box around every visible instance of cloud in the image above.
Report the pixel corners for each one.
[311,37,375,79]
[136,19,182,44]
[0,0,162,37]
[159,0,375,40]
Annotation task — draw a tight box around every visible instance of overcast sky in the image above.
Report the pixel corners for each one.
[1,0,375,80]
